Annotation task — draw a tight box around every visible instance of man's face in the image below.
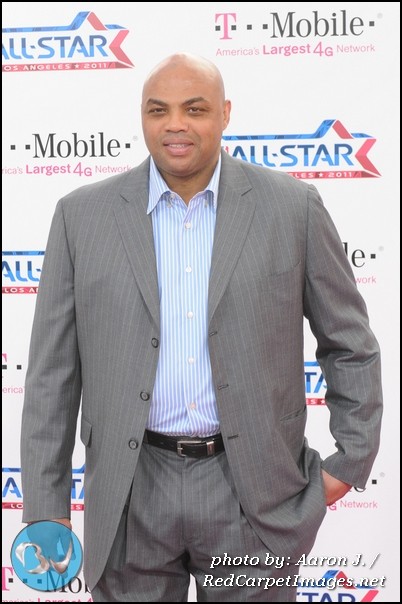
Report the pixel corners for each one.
[141,62,231,186]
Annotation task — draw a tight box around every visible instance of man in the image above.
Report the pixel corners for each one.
[21,53,383,602]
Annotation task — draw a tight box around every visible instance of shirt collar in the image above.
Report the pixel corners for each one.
[147,154,221,215]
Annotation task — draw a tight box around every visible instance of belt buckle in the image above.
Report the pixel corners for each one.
[177,439,201,457]
[176,439,215,457]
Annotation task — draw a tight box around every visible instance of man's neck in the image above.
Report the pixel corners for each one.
[159,164,218,205]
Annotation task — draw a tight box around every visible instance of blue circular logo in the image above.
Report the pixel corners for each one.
[10,521,83,591]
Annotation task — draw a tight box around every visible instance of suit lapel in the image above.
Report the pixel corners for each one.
[208,154,255,324]
[113,159,160,330]
[112,154,255,330]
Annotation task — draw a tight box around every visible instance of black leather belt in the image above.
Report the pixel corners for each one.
[143,429,224,458]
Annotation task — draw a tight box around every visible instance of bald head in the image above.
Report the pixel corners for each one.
[142,53,226,103]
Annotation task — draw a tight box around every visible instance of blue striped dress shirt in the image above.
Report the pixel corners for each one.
[146,156,221,437]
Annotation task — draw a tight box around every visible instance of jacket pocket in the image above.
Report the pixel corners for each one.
[279,405,307,462]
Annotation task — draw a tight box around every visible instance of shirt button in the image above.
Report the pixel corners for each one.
[140,391,150,401]
[189,402,196,410]
[185,266,192,273]
[184,222,192,229]
[151,338,159,348]
[188,357,195,364]
[187,311,194,319]
[128,439,138,449]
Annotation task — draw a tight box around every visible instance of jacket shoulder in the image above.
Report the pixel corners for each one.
[221,151,318,202]
[59,157,150,208]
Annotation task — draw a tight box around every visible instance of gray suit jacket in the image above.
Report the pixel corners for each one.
[21,152,383,589]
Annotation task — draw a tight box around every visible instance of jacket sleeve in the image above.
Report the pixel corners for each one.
[21,198,82,521]
[303,184,383,488]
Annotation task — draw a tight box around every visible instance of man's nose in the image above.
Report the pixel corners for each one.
[165,110,189,132]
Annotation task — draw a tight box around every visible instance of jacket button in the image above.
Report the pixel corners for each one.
[140,391,150,401]
[151,338,159,348]
[128,439,138,450]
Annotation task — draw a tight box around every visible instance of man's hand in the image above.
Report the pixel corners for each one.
[27,518,72,529]
[321,469,351,506]
[51,518,72,530]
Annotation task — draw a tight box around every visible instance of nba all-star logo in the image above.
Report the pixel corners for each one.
[2,251,44,293]
[223,119,380,179]
[2,11,134,72]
